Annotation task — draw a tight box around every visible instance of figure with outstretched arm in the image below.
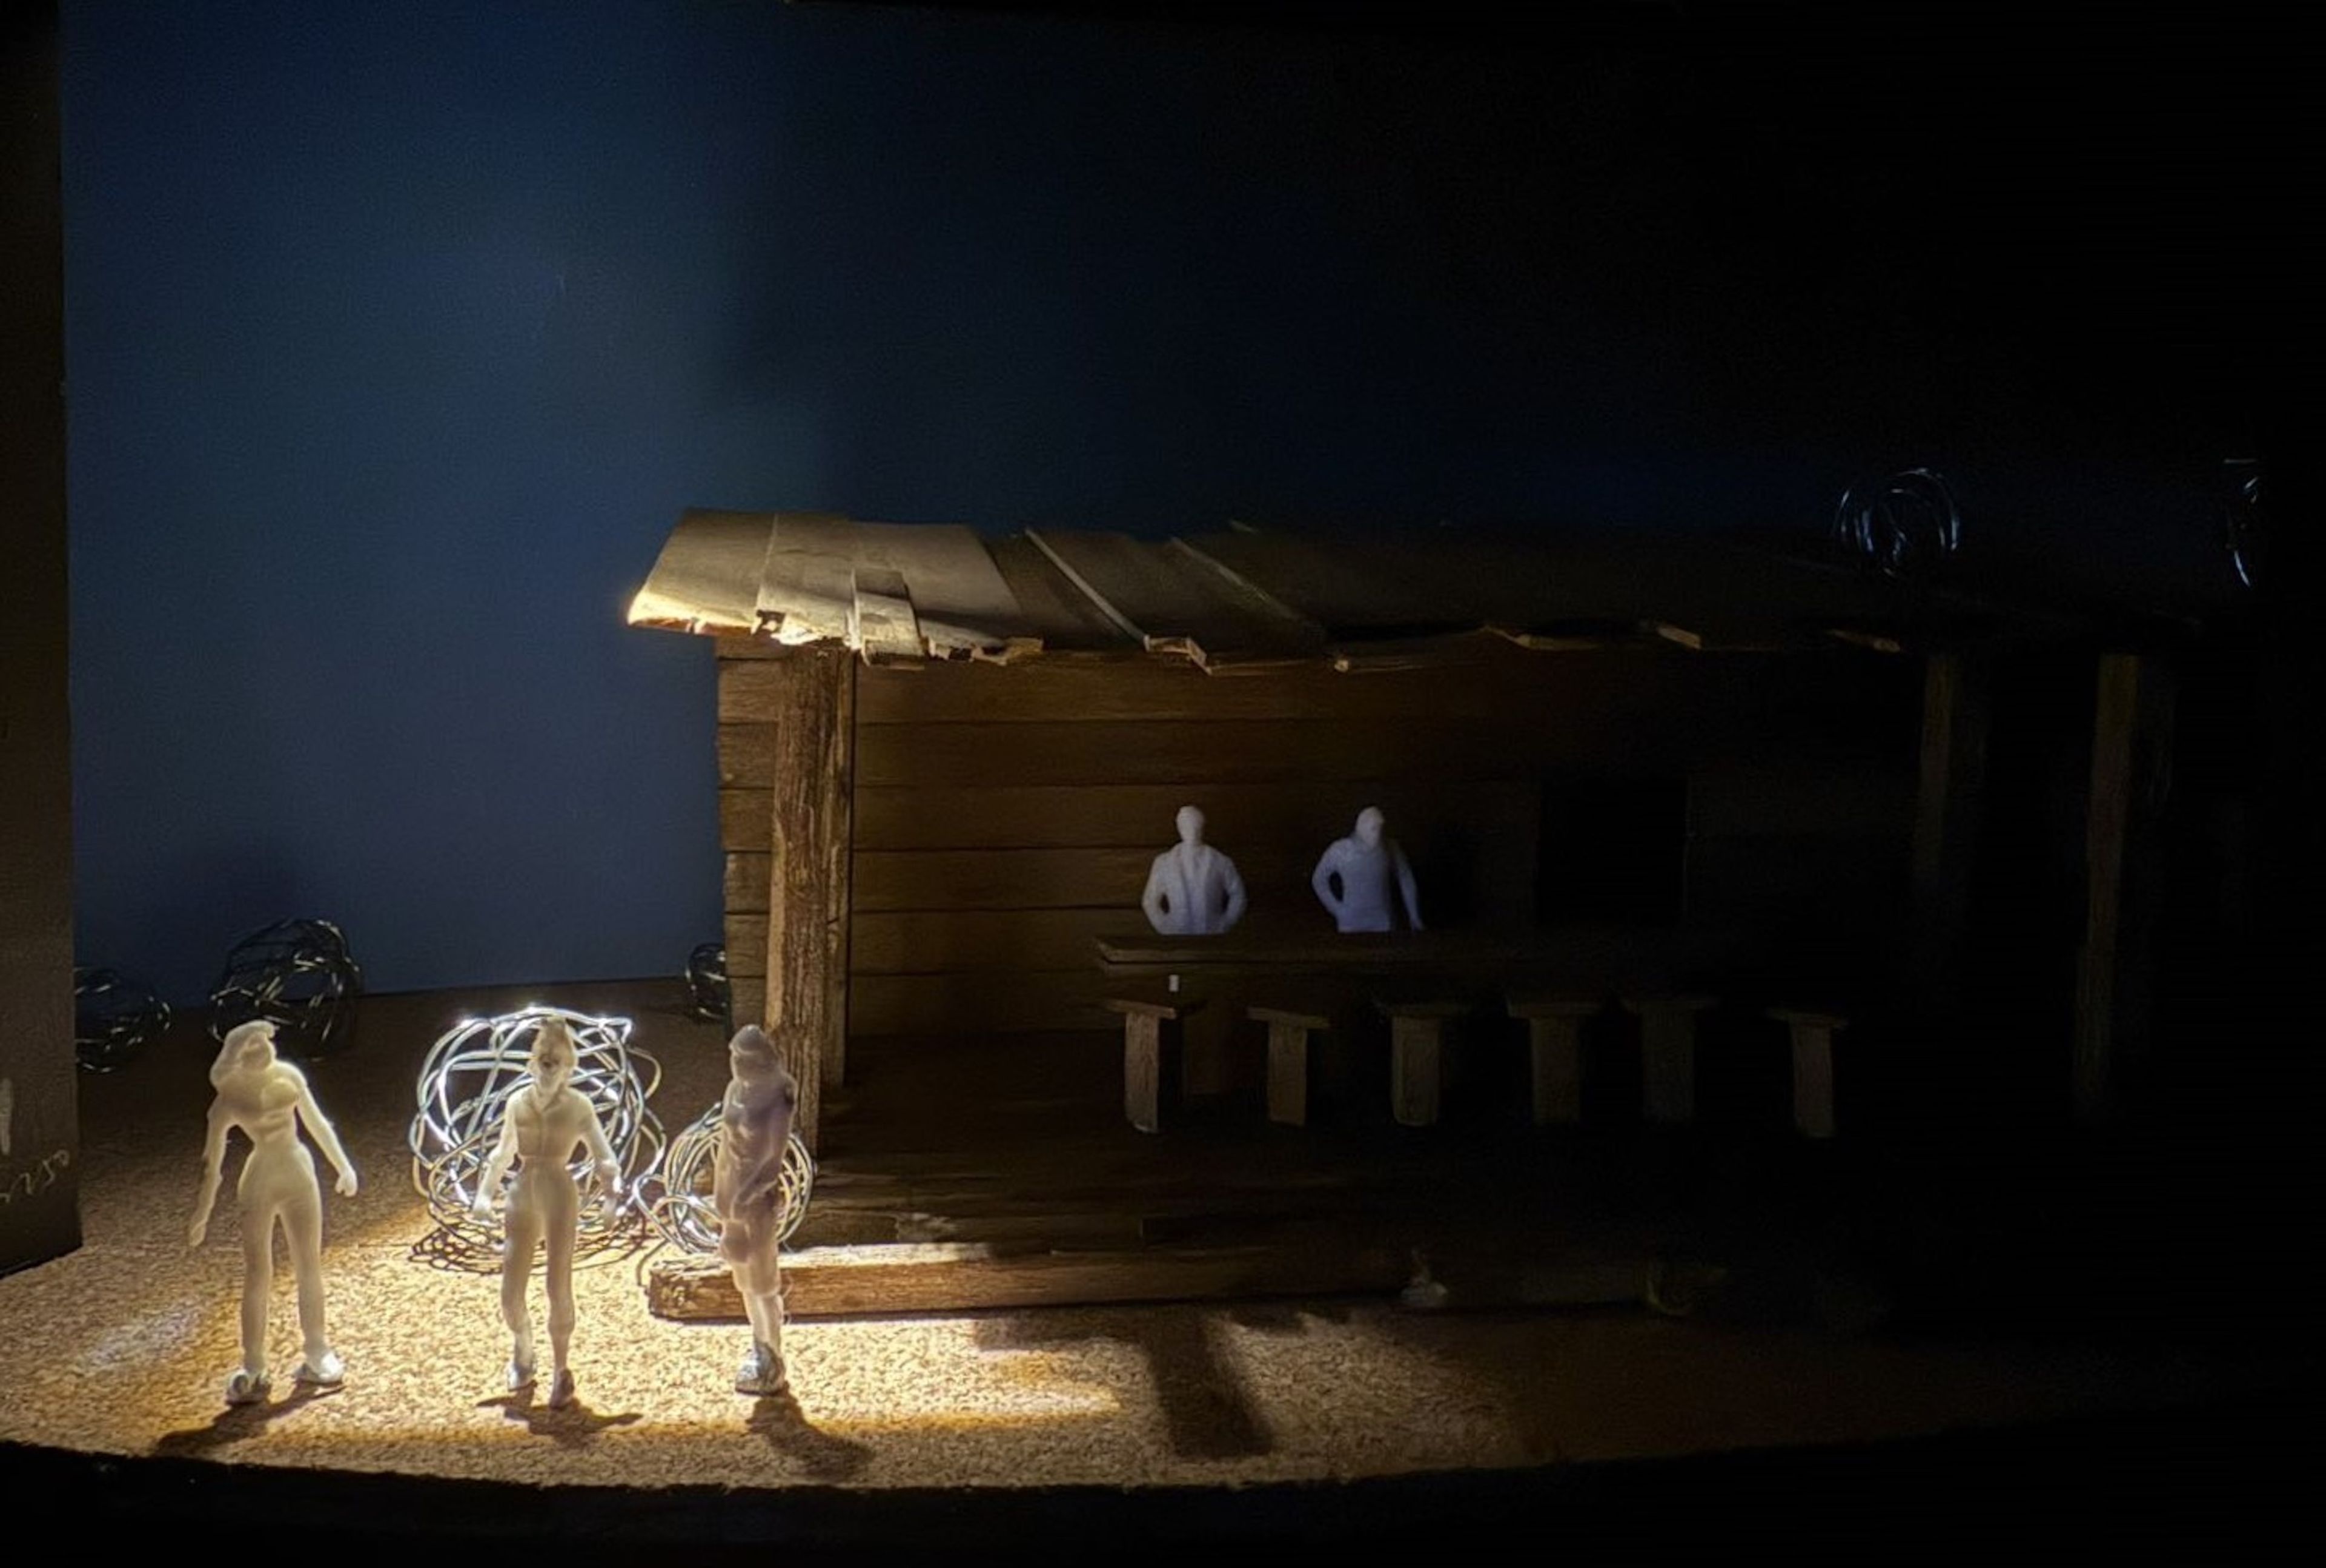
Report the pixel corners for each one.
[470,1017,621,1408]
[1311,807,1424,934]
[188,1020,360,1406]
[712,1025,798,1394]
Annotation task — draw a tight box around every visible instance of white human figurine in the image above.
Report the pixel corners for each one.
[711,1025,798,1395]
[470,1017,623,1409]
[187,1020,360,1406]
[1141,804,1248,936]
[1310,806,1424,933]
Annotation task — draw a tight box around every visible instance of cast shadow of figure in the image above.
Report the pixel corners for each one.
[152,1381,343,1459]
[746,1388,874,1481]
[976,1306,1297,1461]
[479,1384,643,1449]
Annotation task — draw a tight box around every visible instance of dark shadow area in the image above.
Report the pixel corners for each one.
[151,1380,344,1460]
[479,1385,643,1449]
[746,1388,876,1481]
[973,1308,1274,1461]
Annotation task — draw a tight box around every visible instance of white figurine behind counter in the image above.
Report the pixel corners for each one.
[1141,804,1248,936]
[712,1025,797,1395]
[1311,806,1424,933]
[188,1019,360,1406]
[470,1016,623,1409]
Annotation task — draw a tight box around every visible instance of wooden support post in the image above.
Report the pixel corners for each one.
[2075,653,2176,1126]
[1248,1005,1330,1126]
[1379,1001,1464,1128]
[1506,996,1599,1125]
[1625,996,1717,1125]
[1767,1008,1849,1139]
[1911,651,1992,996]
[761,646,855,1153]
[1105,996,1200,1134]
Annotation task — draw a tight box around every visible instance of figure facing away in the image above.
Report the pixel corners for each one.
[188,1019,360,1406]
[471,1016,622,1408]
[1311,807,1424,933]
[1142,804,1248,936]
[712,1025,798,1395]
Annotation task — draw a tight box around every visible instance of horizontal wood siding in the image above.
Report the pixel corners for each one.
[815,649,1917,1037]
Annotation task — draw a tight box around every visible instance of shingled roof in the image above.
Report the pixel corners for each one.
[626,510,2156,671]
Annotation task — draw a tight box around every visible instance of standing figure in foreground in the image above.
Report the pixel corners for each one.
[712,1025,798,1395]
[188,1020,360,1406]
[1141,804,1249,936]
[1311,806,1424,933]
[471,1017,622,1408]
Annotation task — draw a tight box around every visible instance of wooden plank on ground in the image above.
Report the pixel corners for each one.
[644,1240,1651,1319]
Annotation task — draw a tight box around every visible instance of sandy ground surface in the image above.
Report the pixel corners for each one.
[1,980,2307,1495]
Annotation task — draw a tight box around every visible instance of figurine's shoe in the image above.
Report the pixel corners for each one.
[224,1369,270,1406]
[294,1350,345,1388]
[505,1355,537,1392]
[735,1348,789,1396]
[546,1368,576,1409]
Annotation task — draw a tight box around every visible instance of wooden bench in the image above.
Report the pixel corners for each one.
[1102,994,1205,1134]
[1766,1007,1849,1139]
[1377,998,1466,1127]
[1246,1003,1331,1127]
[1621,994,1718,1125]
[1505,994,1601,1125]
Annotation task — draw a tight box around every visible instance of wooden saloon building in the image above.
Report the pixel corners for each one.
[627,508,2201,1177]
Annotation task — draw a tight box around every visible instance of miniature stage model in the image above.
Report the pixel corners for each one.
[712,1025,798,1394]
[471,1016,624,1408]
[1311,807,1423,933]
[1141,804,1249,936]
[188,1020,360,1406]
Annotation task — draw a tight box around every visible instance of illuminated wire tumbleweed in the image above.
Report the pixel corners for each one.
[641,1102,815,1256]
[408,1006,666,1270]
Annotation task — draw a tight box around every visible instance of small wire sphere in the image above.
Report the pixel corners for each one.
[407,1005,667,1270]
[684,942,730,1025]
[641,1102,815,1255]
[73,967,173,1073]
[1832,467,1962,584]
[208,918,363,1059]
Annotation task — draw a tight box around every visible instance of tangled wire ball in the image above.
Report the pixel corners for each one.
[408,1006,666,1269]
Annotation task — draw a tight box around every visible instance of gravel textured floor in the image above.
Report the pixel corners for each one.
[1,981,2301,1493]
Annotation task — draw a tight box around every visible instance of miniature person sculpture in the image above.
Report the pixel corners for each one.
[471,1016,623,1408]
[1141,804,1248,936]
[711,1025,798,1395]
[1311,806,1424,933]
[188,1019,360,1406]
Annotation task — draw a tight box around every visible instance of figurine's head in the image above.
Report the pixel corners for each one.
[1356,807,1386,847]
[211,1019,276,1085]
[528,1017,577,1094]
[729,1024,781,1077]
[1176,804,1205,845]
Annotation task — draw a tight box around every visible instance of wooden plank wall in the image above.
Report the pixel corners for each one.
[785,643,1922,1038]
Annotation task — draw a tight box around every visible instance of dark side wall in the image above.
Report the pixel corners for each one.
[60,2,2285,1001]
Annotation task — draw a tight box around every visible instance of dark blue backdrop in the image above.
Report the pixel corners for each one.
[60,1,2282,1001]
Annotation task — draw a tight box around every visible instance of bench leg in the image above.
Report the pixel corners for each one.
[1390,1017,1443,1128]
[1639,1008,1697,1125]
[1527,1017,1583,1125]
[1124,1014,1162,1134]
[1789,1023,1836,1139]
[1265,1021,1310,1127]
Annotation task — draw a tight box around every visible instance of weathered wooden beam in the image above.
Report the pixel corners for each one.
[2074,653,2176,1126]
[1248,1005,1331,1127]
[644,1240,1652,1320]
[1910,651,1992,994]
[1507,996,1600,1126]
[761,647,855,1149]
[1624,995,1718,1125]
[1379,1000,1465,1128]
[1767,1007,1849,1139]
